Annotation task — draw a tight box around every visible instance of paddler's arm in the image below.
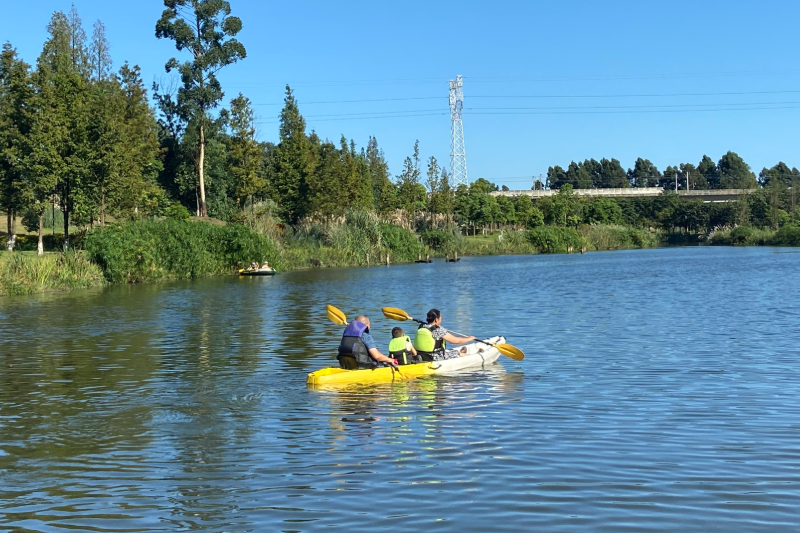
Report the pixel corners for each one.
[442,332,476,345]
[368,347,397,366]
[362,331,398,366]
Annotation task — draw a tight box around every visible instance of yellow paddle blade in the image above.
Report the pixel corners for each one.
[495,343,525,361]
[381,307,411,322]
[327,304,348,326]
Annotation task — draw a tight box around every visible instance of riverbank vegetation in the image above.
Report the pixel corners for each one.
[0,251,104,295]
[2,3,800,295]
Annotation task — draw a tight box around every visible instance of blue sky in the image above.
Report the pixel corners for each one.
[3,0,800,189]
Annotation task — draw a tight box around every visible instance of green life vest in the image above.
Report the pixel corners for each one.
[414,325,446,361]
[389,336,415,365]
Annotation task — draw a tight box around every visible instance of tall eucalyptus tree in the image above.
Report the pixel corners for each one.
[155,0,246,217]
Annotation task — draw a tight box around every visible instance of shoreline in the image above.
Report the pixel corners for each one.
[1,227,795,296]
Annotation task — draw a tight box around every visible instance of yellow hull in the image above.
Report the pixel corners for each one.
[306,338,505,387]
[306,362,437,386]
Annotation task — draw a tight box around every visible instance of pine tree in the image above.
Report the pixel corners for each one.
[366,136,395,213]
[225,93,264,208]
[396,141,426,224]
[35,8,93,249]
[0,44,34,251]
[90,20,112,81]
[697,155,719,189]
[270,86,310,223]
[116,63,163,217]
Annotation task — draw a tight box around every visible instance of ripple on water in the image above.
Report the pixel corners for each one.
[2,249,800,531]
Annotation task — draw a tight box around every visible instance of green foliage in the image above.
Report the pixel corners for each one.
[0,250,104,295]
[379,223,424,262]
[526,226,586,253]
[579,225,661,250]
[165,203,191,221]
[526,206,545,228]
[583,197,623,224]
[768,226,800,246]
[420,229,460,253]
[395,141,426,220]
[709,225,772,246]
[224,93,264,206]
[718,151,758,189]
[84,220,279,283]
[155,0,246,217]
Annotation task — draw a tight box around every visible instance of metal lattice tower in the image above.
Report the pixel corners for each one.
[449,75,468,188]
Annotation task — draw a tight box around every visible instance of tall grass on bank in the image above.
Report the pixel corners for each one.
[0,251,105,295]
[709,225,800,246]
[579,225,662,251]
[85,220,280,283]
[275,210,425,268]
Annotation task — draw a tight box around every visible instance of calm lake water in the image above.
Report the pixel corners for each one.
[1,246,799,532]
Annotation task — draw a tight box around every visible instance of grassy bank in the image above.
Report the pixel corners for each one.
[709,225,800,246]
[84,219,280,283]
[431,225,662,256]
[241,208,425,269]
[6,215,800,297]
[0,251,105,295]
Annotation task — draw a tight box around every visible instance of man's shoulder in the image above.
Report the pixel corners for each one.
[361,331,377,348]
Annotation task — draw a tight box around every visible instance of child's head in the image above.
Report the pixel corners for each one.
[391,327,404,338]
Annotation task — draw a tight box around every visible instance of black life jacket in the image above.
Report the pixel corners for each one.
[337,320,374,368]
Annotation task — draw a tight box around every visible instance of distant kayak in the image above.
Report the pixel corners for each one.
[238,268,277,276]
[307,336,505,387]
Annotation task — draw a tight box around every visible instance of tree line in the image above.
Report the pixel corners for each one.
[546,153,798,191]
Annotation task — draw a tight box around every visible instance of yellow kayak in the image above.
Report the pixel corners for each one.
[306,337,504,387]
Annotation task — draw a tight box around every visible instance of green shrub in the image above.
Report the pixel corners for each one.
[165,203,191,221]
[379,223,424,262]
[84,220,280,283]
[420,229,458,252]
[768,225,800,246]
[527,226,586,253]
[710,226,773,246]
[13,232,86,252]
[730,225,755,245]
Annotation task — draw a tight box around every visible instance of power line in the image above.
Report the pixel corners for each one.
[254,103,800,124]
[252,96,445,106]
[249,89,800,107]
[469,89,800,99]
[226,69,800,90]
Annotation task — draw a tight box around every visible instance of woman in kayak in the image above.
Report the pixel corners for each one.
[414,309,476,362]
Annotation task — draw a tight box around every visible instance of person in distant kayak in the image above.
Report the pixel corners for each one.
[261,261,271,270]
[388,326,419,365]
[414,308,476,362]
[337,315,398,370]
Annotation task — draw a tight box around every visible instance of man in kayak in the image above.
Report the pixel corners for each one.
[337,315,398,370]
[414,309,476,362]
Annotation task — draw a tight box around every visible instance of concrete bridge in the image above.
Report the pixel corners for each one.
[490,188,751,203]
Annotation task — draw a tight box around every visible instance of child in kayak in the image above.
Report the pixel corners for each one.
[388,327,419,365]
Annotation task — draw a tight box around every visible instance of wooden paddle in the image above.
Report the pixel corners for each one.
[380,306,525,361]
